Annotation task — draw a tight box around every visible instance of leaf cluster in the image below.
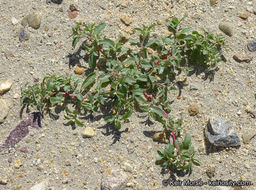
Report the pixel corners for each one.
[156,133,200,172]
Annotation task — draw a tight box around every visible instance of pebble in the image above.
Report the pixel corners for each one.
[152,131,166,143]
[14,159,22,169]
[205,115,241,147]
[11,17,19,25]
[4,50,14,59]
[120,1,128,8]
[0,81,13,94]
[81,127,95,138]
[68,11,78,19]
[190,85,198,91]
[0,177,8,185]
[101,168,128,190]
[13,93,19,99]
[247,41,256,52]
[29,179,49,190]
[69,4,79,12]
[74,66,85,75]
[210,0,218,6]
[0,99,9,123]
[19,29,30,42]
[242,131,256,144]
[22,13,41,29]
[75,18,83,25]
[219,22,233,37]
[120,15,132,26]
[157,19,163,25]
[233,53,252,63]
[14,185,22,190]
[188,104,199,116]
[238,13,249,20]
[122,162,133,173]
[206,165,216,178]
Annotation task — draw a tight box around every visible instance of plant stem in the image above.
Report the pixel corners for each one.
[171,130,179,151]
[156,52,172,65]
[98,47,108,59]
[59,92,87,100]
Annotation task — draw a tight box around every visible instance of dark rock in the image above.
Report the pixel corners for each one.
[69,4,79,12]
[19,29,30,42]
[101,168,128,190]
[205,115,241,147]
[247,41,256,52]
[46,0,63,4]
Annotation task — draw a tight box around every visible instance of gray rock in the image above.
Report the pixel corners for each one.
[205,115,241,147]
[30,179,49,190]
[19,29,30,42]
[247,41,256,52]
[101,168,128,190]
[0,99,9,123]
[219,22,233,37]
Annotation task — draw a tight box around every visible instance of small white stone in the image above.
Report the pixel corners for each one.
[11,17,18,25]
[0,81,13,94]
[30,179,49,190]
[81,127,95,138]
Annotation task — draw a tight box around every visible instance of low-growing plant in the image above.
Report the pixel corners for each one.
[21,17,224,174]
[156,133,200,172]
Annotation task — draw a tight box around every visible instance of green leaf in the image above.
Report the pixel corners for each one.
[94,23,106,36]
[50,95,63,105]
[64,115,72,120]
[138,105,148,112]
[135,95,147,104]
[89,53,97,70]
[76,93,84,102]
[149,75,157,82]
[156,155,163,162]
[65,106,73,114]
[123,77,136,85]
[81,72,96,90]
[121,110,132,119]
[180,28,191,34]
[183,133,191,149]
[192,158,200,166]
[145,39,161,47]
[150,105,166,118]
[100,38,114,48]
[72,37,81,48]
[75,119,84,127]
[115,120,121,130]
[104,115,115,123]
